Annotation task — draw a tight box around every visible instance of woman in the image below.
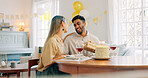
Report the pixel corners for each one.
[37,15,69,77]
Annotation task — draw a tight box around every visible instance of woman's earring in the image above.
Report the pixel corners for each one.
[62,29,64,31]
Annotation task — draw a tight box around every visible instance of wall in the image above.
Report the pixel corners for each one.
[0,0,32,33]
[0,0,33,62]
[59,0,108,42]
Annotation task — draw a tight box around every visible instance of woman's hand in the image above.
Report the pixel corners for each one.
[54,54,68,60]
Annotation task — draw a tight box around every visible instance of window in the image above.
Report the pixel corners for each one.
[118,0,148,57]
[32,0,59,47]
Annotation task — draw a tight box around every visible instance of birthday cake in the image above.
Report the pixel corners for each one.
[95,44,109,58]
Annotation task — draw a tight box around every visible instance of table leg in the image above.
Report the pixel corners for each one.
[6,73,9,78]
[17,72,20,78]
[5,54,8,67]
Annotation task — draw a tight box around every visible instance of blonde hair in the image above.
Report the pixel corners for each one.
[45,15,65,44]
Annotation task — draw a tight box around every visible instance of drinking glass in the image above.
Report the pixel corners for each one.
[110,44,118,56]
[76,41,84,60]
[109,41,117,51]
[110,46,116,50]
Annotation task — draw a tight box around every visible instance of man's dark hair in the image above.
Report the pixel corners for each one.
[72,15,85,23]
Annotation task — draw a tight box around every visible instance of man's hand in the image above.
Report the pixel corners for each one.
[90,49,95,53]
[84,46,95,53]
[84,47,95,53]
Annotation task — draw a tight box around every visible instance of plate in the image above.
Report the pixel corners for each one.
[92,57,110,60]
[64,55,75,58]
[64,55,79,60]
[61,57,91,61]
[65,57,79,60]
[62,55,91,61]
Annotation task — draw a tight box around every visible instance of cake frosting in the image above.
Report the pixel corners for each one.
[95,45,109,58]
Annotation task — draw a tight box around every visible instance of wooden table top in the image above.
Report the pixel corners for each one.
[0,63,28,72]
[56,56,148,68]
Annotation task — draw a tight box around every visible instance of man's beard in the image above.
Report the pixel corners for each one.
[76,26,84,35]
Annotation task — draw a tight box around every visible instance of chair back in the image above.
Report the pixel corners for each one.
[28,59,39,78]
[63,32,74,42]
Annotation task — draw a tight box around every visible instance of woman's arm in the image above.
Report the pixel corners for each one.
[44,54,67,68]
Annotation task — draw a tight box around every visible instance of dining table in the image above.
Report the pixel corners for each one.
[56,56,148,75]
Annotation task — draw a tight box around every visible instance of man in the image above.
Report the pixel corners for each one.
[64,15,100,56]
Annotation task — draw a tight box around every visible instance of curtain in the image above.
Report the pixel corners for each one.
[107,0,119,45]
[30,0,59,48]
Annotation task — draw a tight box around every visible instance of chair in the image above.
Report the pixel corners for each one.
[28,59,39,78]
[20,56,32,64]
[63,32,74,42]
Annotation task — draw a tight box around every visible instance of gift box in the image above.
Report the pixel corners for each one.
[84,41,98,51]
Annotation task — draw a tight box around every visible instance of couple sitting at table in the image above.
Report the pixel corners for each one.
[36,15,100,77]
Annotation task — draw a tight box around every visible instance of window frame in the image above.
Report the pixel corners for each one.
[118,0,148,57]
[32,0,59,47]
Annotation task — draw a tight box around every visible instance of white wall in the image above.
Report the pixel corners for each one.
[59,0,108,42]
[0,0,32,33]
